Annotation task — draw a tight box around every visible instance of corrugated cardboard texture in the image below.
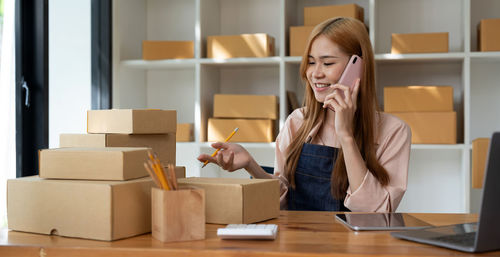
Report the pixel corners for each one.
[391,33,449,54]
[142,41,194,60]
[39,147,150,180]
[208,118,274,142]
[289,26,314,56]
[87,109,176,134]
[176,123,194,142]
[472,138,490,189]
[384,86,453,112]
[478,19,500,51]
[304,4,364,26]
[7,176,153,241]
[213,94,278,119]
[207,33,275,59]
[389,112,456,144]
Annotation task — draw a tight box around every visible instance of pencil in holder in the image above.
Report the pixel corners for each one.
[151,187,205,242]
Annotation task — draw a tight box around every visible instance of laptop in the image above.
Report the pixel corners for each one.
[391,132,500,253]
[335,213,432,231]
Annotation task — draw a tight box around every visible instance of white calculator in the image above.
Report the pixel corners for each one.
[217,224,278,240]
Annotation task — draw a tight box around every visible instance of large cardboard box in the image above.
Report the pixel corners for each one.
[304,4,364,26]
[177,177,279,224]
[176,123,194,142]
[389,112,456,144]
[7,176,153,241]
[478,19,500,52]
[391,33,449,54]
[214,94,278,119]
[208,118,274,142]
[207,33,275,59]
[87,109,176,134]
[472,138,490,189]
[289,26,314,57]
[39,147,150,180]
[142,41,194,60]
[384,86,453,112]
[60,133,176,165]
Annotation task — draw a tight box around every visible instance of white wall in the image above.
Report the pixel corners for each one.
[49,0,91,148]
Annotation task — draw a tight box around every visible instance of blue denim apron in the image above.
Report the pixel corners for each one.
[288,143,350,211]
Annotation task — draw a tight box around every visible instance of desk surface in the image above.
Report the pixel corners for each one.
[0,211,496,257]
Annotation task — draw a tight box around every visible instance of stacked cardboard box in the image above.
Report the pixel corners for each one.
[472,138,490,189]
[478,19,500,52]
[391,32,449,54]
[207,33,275,59]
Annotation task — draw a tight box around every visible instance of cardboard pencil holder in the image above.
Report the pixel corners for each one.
[151,187,205,243]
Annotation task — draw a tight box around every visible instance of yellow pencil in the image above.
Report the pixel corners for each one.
[202,127,239,168]
[148,153,170,190]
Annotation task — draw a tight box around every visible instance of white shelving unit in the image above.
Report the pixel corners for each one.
[112,0,500,213]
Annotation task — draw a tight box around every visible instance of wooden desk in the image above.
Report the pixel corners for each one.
[0,211,496,256]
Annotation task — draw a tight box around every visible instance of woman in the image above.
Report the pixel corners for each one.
[197,17,411,212]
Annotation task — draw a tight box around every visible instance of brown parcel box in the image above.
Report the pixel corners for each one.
[389,112,456,144]
[384,86,453,112]
[87,109,176,134]
[289,26,314,56]
[208,118,274,142]
[478,19,500,51]
[207,33,275,59]
[472,138,490,189]
[39,147,150,180]
[391,32,449,54]
[176,123,194,142]
[177,177,279,224]
[162,166,186,179]
[142,41,194,60]
[60,133,176,165]
[304,4,364,26]
[213,94,278,120]
[7,176,153,241]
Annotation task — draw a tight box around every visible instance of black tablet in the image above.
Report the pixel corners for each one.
[335,213,433,231]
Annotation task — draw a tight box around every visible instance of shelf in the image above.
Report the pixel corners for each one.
[469,52,500,60]
[410,144,466,150]
[121,59,197,70]
[199,57,281,66]
[375,52,465,63]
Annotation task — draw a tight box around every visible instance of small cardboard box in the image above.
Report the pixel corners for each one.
[7,176,153,241]
[177,177,279,224]
[384,86,453,112]
[87,109,176,134]
[60,133,176,165]
[213,94,278,119]
[289,26,314,56]
[142,41,194,60]
[176,123,194,142]
[472,138,490,189]
[478,19,500,52]
[208,118,274,142]
[389,112,456,144]
[39,147,150,180]
[207,33,275,59]
[304,4,364,26]
[391,32,449,54]
[163,166,186,179]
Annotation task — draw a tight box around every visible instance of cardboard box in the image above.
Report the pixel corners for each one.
[176,123,194,142]
[39,147,150,180]
[384,86,453,112]
[208,118,274,142]
[289,26,314,56]
[207,33,275,59]
[177,177,279,224]
[391,32,449,54]
[142,41,194,60]
[60,133,176,165]
[472,138,490,189]
[304,4,364,26]
[7,176,153,241]
[389,112,456,144]
[478,19,500,51]
[213,94,278,119]
[163,166,186,179]
[87,109,176,134]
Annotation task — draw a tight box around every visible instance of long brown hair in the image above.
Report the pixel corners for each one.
[284,17,389,200]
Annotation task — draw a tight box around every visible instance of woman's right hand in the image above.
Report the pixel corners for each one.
[197,142,252,172]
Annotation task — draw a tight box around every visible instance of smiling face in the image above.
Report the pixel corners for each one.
[306,35,350,103]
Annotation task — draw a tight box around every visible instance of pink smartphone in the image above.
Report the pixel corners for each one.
[338,55,363,88]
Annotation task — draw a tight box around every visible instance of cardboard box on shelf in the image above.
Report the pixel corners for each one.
[207,33,275,59]
[87,109,176,134]
[60,133,175,165]
[384,86,454,112]
[472,138,490,189]
[289,26,314,56]
[142,41,194,60]
[176,123,194,142]
[213,94,278,120]
[478,19,500,52]
[208,118,274,143]
[177,177,279,224]
[39,147,150,181]
[304,4,364,26]
[391,32,449,54]
[7,176,153,241]
[389,112,456,144]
